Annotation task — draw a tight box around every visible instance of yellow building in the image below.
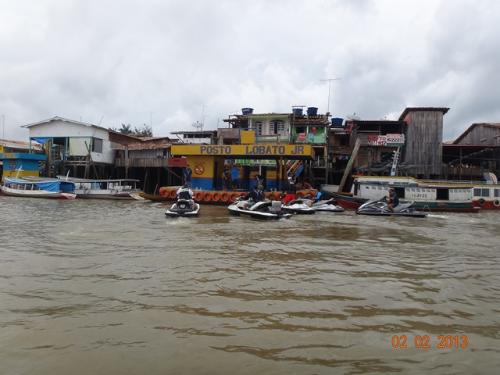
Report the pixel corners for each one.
[171,139,313,190]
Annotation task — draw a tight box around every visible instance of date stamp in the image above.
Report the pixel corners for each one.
[391,335,469,350]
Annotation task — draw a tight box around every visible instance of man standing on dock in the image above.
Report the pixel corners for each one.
[183,165,192,188]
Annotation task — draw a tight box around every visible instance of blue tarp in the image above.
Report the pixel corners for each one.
[5,178,75,193]
[31,137,50,144]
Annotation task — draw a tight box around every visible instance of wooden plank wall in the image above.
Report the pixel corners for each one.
[459,126,500,146]
[403,111,443,177]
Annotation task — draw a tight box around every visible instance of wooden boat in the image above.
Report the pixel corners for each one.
[139,192,171,202]
[322,176,494,212]
[1,177,76,199]
[57,176,142,199]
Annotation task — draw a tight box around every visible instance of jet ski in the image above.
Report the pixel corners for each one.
[356,198,427,218]
[282,199,316,215]
[228,198,291,219]
[310,198,345,213]
[165,198,200,217]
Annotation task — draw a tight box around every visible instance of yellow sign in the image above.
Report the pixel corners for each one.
[171,144,312,157]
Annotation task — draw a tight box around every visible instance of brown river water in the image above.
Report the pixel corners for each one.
[1,197,499,375]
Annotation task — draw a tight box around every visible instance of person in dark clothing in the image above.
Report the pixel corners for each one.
[248,187,260,202]
[183,166,192,187]
[387,188,399,211]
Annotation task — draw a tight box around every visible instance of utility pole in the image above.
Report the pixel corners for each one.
[2,114,5,139]
[320,78,341,115]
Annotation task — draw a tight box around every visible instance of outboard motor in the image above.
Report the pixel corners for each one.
[269,200,283,213]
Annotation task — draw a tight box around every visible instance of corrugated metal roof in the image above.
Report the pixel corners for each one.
[0,138,43,150]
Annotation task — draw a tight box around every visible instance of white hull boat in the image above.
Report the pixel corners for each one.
[228,199,292,219]
[1,177,76,199]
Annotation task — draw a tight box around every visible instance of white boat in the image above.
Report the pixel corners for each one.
[228,199,292,219]
[57,176,142,199]
[1,177,76,199]
[283,199,316,215]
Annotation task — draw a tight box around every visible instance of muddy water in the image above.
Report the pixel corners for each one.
[0,197,499,374]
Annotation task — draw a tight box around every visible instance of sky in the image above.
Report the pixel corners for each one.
[1,0,499,141]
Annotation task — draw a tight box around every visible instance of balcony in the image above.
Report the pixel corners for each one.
[255,134,289,143]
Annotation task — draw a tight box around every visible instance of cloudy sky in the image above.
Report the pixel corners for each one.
[1,0,499,141]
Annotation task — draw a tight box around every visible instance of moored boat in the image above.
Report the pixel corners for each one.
[1,177,76,199]
[322,176,490,212]
[57,176,142,199]
[228,199,291,219]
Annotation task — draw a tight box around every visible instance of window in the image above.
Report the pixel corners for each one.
[271,120,285,135]
[92,138,103,153]
[253,121,263,136]
[495,189,500,197]
[474,188,490,197]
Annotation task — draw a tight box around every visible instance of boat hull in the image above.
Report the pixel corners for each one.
[228,205,291,220]
[472,199,500,210]
[0,186,76,199]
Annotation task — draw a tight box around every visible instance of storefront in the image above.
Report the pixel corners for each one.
[170,144,313,191]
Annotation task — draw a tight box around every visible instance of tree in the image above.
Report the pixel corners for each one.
[111,123,153,137]
[133,124,153,137]
[118,123,133,135]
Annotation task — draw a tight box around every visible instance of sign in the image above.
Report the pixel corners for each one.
[171,144,313,157]
[167,157,187,168]
[235,159,277,167]
[367,134,405,146]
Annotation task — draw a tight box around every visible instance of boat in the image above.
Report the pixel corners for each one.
[283,199,316,214]
[165,198,200,217]
[310,198,345,212]
[1,177,76,199]
[228,199,291,219]
[57,176,142,199]
[139,192,171,202]
[356,198,427,218]
[322,176,487,212]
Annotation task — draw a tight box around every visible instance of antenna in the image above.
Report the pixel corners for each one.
[320,77,341,114]
[192,105,205,132]
[192,120,203,132]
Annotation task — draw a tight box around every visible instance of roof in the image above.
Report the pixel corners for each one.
[22,116,110,131]
[170,130,217,135]
[398,107,450,121]
[113,137,174,151]
[452,123,500,144]
[348,120,406,126]
[0,138,43,151]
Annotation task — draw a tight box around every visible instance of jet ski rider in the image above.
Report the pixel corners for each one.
[176,184,194,201]
[387,188,399,212]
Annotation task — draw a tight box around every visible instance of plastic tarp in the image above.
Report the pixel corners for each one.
[31,137,50,144]
[5,178,75,193]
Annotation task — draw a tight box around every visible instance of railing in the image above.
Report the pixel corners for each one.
[255,134,289,143]
[115,158,170,168]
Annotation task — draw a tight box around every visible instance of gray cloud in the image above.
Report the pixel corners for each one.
[1,0,499,142]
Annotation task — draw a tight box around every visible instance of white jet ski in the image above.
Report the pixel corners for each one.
[228,199,291,219]
[283,199,316,215]
[165,198,200,217]
[310,198,345,213]
[356,198,427,218]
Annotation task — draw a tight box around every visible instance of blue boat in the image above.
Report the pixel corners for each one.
[1,177,76,199]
